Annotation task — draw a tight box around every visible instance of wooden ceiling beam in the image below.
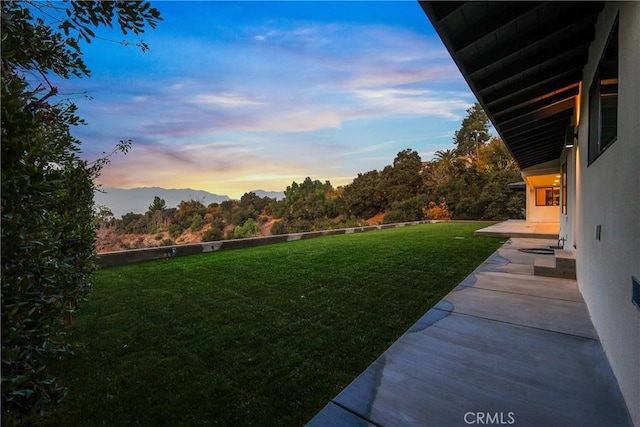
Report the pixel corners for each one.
[485,70,581,115]
[462,4,602,75]
[493,84,579,122]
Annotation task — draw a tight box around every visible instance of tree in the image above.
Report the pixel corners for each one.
[340,170,386,218]
[385,149,423,204]
[174,199,206,229]
[478,169,525,220]
[94,204,115,227]
[478,137,518,172]
[1,2,161,423]
[239,191,271,214]
[146,196,168,233]
[148,196,167,213]
[383,196,425,224]
[219,199,238,223]
[453,102,491,157]
[432,149,456,164]
[429,149,459,185]
[283,177,336,221]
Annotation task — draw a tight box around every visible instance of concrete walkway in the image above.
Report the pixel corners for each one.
[474,220,559,239]
[308,238,632,426]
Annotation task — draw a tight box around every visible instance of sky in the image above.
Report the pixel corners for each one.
[50,1,475,199]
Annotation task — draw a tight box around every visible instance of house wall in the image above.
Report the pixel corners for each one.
[526,190,559,222]
[574,2,640,424]
[559,150,573,248]
[523,169,562,223]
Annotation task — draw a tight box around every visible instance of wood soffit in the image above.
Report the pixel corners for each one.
[420,1,604,169]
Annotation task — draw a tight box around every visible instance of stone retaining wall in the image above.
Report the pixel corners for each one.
[97,221,433,268]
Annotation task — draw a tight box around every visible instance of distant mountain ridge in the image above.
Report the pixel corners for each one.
[95,187,284,217]
[95,187,230,217]
[252,190,285,200]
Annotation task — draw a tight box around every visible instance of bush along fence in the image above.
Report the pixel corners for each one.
[97,221,435,268]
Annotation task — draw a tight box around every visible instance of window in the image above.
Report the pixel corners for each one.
[535,187,560,206]
[588,18,618,165]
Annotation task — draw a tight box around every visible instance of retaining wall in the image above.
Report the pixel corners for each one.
[97,221,434,268]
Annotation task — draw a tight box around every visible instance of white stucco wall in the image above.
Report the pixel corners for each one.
[523,165,562,224]
[559,150,574,248]
[575,3,640,424]
[526,192,560,223]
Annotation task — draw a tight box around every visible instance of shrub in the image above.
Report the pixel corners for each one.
[168,223,183,239]
[423,201,452,220]
[233,218,260,239]
[190,214,203,232]
[285,218,313,233]
[336,217,366,228]
[383,196,425,223]
[270,221,288,235]
[202,228,223,242]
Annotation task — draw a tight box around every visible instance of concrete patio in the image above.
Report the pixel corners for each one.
[474,220,559,240]
[308,237,632,426]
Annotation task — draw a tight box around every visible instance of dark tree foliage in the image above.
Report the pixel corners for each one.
[270,178,347,233]
[239,191,271,214]
[340,170,386,218]
[202,218,225,242]
[1,2,161,424]
[148,196,167,213]
[340,149,423,219]
[270,220,289,235]
[283,177,337,221]
[219,199,238,223]
[384,149,423,205]
[339,138,524,222]
[453,102,491,156]
[479,170,526,220]
[174,199,207,229]
[116,212,147,234]
[383,196,426,224]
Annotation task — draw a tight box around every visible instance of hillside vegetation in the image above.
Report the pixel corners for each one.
[96,103,524,252]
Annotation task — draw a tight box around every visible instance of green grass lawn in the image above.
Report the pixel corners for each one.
[45,222,504,426]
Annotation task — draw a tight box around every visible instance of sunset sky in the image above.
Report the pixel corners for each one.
[53,1,475,199]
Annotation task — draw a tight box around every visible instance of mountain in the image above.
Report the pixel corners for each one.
[251,190,284,200]
[95,187,230,217]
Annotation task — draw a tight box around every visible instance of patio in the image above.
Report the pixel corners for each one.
[308,236,632,426]
[473,220,559,239]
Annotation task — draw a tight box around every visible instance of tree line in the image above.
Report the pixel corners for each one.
[103,102,524,245]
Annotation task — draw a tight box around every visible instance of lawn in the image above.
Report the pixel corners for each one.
[45,222,504,426]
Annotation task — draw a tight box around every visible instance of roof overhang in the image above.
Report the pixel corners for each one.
[420,1,604,169]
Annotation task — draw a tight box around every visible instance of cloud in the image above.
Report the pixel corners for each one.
[70,8,475,198]
[193,92,265,107]
[251,24,331,49]
[350,88,470,120]
[75,19,470,140]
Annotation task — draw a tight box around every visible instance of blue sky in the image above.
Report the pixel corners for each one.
[53,1,474,199]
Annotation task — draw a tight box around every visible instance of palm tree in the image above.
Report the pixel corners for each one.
[432,149,457,170]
